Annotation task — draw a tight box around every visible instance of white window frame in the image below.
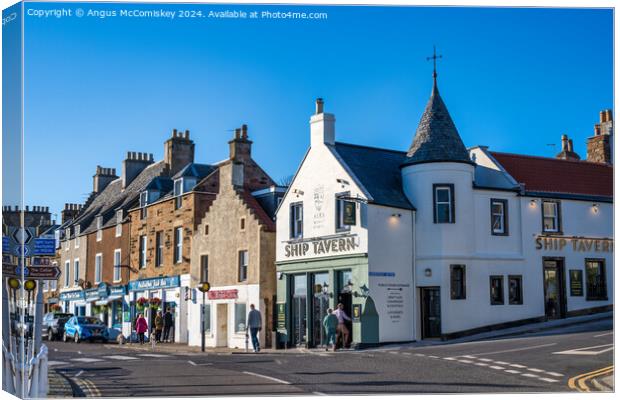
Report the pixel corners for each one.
[73,259,80,285]
[116,210,123,237]
[434,185,454,223]
[75,226,80,248]
[174,179,183,209]
[290,203,303,239]
[542,201,560,233]
[113,249,122,282]
[491,199,507,235]
[155,231,164,267]
[96,216,103,241]
[65,228,70,251]
[95,253,102,284]
[238,250,248,282]
[64,261,70,287]
[174,227,183,264]
[139,235,147,269]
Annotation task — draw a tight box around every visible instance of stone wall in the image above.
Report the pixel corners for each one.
[586,134,611,164]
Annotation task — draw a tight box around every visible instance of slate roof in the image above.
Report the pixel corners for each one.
[332,143,414,210]
[473,165,521,191]
[240,190,276,232]
[403,80,473,166]
[491,152,613,199]
[146,176,174,193]
[172,163,217,180]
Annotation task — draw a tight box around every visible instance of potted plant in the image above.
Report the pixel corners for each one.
[136,297,149,311]
[50,304,62,312]
[149,297,161,309]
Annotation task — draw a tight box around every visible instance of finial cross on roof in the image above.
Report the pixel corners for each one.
[426,45,442,79]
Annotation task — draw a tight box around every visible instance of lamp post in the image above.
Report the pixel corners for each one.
[197,282,210,353]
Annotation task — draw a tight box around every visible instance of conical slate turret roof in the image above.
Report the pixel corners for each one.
[402,79,473,166]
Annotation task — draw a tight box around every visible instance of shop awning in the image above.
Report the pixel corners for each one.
[106,295,123,302]
[94,299,108,306]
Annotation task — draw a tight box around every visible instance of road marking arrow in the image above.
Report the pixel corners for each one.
[553,344,613,356]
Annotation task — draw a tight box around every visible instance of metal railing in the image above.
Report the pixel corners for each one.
[3,340,49,398]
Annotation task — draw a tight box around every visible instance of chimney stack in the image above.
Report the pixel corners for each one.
[556,134,580,161]
[228,124,253,162]
[61,203,83,224]
[587,109,613,164]
[93,166,118,193]
[310,98,335,147]
[164,128,195,176]
[122,151,154,188]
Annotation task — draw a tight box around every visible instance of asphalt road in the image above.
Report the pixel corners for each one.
[47,318,613,396]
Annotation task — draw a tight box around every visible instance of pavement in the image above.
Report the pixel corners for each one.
[45,316,613,396]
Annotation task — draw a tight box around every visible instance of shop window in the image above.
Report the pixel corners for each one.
[235,303,247,332]
[155,231,163,267]
[203,303,211,333]
[64,261,70,287]
[336,192,356,231]
[238,250,248,282]
[508,275,523,305]
[489,275,504,305]
[174,227,183,264]
[450,265,466,300]
[586,259,607,300]
[73,259,80,284]
[95,254,102,284]
[542,200,561,233]
[139,235,147,268]
[200,255,209,283]
[290,202,303,239]
[113,249,121,282]
[433,184,455,223]
[491,199,508,235]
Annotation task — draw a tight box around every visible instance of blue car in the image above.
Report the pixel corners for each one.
[63,316,108,343]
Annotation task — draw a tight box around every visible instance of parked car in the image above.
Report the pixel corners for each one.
[42,312,73,341]
[63,316,108,343]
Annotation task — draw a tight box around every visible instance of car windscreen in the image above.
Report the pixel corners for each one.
[77,317,103,325]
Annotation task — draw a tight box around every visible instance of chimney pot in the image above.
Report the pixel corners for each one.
[241,124,248,139]
[316,98,324,115]
[184,130,189,139]
[568,139,574,152]
[600,110,606,123]
[561,134,569,151]
[25,206,29,211]
[606,109,612,122]
[173,129,178,138]
[235,128,241,139]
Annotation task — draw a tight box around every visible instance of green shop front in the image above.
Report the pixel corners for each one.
[276,253,379,349]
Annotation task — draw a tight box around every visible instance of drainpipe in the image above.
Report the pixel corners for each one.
[411,210,417,342]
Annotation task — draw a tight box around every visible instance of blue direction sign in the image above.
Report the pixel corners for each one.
[2,237,9,254]
[33,238,56,255]
[13,245,32,257]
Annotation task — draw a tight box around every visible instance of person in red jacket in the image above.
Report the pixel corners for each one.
[135,314,148,345]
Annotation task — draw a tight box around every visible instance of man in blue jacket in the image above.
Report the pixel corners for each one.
[246,304,262,352]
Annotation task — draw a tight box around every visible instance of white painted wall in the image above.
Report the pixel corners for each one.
[367,204,415,342]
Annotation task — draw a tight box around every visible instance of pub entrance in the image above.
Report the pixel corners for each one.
[290,274,307,347]
[336,270,353,348]
[310,272,330,348]
[543,258,567,319]
[420,287,441,339]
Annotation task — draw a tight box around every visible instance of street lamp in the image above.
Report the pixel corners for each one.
[197,282,211,353]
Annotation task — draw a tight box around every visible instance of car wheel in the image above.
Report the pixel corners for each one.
[74,333,80,343]
[63,332,68,342]
[48,329,54,341]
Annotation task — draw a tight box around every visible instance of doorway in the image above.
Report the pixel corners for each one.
[311,272,330,347]
[421,287,441,339]
[543,258,567,319]
[336,270,353,348]
[216,303,228,347]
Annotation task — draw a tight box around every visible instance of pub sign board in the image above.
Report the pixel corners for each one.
[569,269,584,296]
[343,201,356,225]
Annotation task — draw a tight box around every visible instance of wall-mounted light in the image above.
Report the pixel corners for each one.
[391,213,402,218]
[336,178,350,188]
[424,268,432,277]
[292,189,304,198]
[592,203,599,214]
[529,199,537,208]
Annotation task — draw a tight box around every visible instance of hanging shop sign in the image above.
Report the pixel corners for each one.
[343,201,356,226]
[128,276,180,291]
[535,236,613,253]
[85,288,100,302]
[110,285,127,296]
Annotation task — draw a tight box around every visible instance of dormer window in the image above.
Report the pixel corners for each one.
[75,226,81,248]
[116,210,123,237]
[140,191,148,219]
[96,216,103,241]
[174,179,183,210]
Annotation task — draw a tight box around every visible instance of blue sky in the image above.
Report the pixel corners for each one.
[13,3,614,220]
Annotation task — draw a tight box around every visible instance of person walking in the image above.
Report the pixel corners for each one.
[163,308,173,343]
[154,311,164,343]
[136,314,148,345]
[334,303,351,349]
[322,308,338,352]
[245,304,262,353]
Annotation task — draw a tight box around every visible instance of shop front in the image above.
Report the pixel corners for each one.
[276,254,377,349]
[126,275,189,343]
[59,289,86,316]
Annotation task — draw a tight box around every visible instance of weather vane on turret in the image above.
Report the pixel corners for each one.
[426,45,442,82]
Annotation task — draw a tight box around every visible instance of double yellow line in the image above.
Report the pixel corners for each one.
[568,365,614,392]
